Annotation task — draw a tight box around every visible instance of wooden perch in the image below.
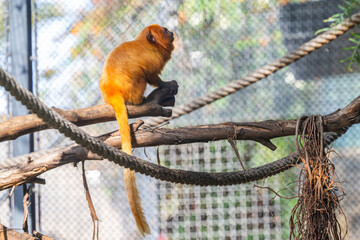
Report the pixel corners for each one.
[0,95,359,191]
[109,95,360,148]
[0,223,55,240]
[0,85,177,142]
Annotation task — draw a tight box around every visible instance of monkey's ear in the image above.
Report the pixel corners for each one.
[146,31,156,43]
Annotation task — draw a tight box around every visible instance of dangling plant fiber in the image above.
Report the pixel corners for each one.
[289,116,347,240]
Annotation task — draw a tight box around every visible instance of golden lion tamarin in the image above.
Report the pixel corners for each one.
[99,24,175,236]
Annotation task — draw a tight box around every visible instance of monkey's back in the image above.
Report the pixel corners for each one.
[100,40,168,103]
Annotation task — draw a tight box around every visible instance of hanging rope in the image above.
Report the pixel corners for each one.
[1,12,360,185]
[145,11,360,127]
[0,68,349,186]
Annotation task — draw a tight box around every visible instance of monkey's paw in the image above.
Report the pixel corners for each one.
[145,80,178,109]
[159,80,179,96]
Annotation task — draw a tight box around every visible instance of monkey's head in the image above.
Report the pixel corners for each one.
[138,24,175,53]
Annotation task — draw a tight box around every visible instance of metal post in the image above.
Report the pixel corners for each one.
[9,0,34,232]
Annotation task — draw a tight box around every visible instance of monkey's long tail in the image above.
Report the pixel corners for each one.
[110,96,151,237]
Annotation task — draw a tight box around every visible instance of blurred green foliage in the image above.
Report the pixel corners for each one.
[316,0,360,71]
[36,2,64,21]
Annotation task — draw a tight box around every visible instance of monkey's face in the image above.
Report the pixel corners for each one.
[143,24,175,52]
[162,27,174,43]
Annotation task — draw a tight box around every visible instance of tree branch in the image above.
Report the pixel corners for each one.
[0,223,55,240]
[0,95,359,190]
[0,85,177,142]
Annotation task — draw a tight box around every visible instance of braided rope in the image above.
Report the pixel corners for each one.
[2,12,359,184]
[0,68,348,186]
[1,13,358,169]
[145,12,360,127]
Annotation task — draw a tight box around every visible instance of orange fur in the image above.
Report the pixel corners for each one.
[99,24,174,237]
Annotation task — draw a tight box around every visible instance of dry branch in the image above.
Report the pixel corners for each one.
[0,86,176,142]
[0,223,55,240]
[0,95,359,190]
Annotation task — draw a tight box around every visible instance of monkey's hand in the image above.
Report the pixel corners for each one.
[142,81,178,117]
[158,80,179,96]
[147,81,178,106]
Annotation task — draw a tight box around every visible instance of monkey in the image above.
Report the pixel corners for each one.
[99,24,176,236]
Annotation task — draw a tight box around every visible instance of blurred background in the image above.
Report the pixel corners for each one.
[0,0,359,239]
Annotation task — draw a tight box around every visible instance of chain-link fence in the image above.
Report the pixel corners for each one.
[0,0,360,239]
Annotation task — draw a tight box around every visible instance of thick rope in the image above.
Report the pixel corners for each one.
[0,68,348,186]
[2,12,358,167]
[145,11,360,127]
[2,12,359,184]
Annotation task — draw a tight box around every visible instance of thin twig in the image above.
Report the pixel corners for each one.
[253,184,297,200]
[81,161,100,240]
[22,184,30,233]
[227,138,246,170]
[156,147,161,166]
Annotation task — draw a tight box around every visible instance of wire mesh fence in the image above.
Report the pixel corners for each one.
[0,0,359,239]
[157,142,284,240]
